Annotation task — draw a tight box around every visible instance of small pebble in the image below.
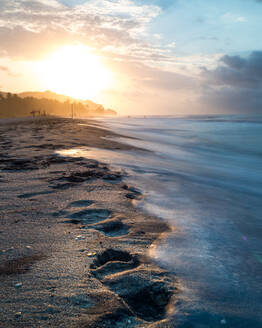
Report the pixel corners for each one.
[75,235,84,240]
[87,252,97,257]
[26,245,32,249]
[15,311,22,318]
[15,283,22,288]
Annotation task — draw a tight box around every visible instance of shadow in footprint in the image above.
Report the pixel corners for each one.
[103,269,173,322]
[52,210,69,218]
[90,219,129,237]
[90,249,140,280]
[68,200,93,208]
[68,209,111,224]
[18,190,54,199]
[91,249,133,268]
[50,182,75,190]
[93,309,135,328]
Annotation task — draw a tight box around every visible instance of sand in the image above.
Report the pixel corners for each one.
[0,117,178,327]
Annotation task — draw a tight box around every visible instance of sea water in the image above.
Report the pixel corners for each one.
[75,115,262,326]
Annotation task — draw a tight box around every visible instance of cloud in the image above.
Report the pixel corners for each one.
[0,0,200,116]
[118,60,197,90]
[200,51,262,113]
[0,0,162,61]
[221,12,248,23]
[236,16,248,22]
[110,51,262,114]
[0,26,73,59]
[98,57,201,115]
[202,51,262,88]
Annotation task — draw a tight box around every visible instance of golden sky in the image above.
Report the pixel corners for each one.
[1,0,262,115]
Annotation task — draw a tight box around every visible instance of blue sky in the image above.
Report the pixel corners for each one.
[146,0,262,56]
[0,0,262,114]
[60,0,262,56]
[150,0,261,53]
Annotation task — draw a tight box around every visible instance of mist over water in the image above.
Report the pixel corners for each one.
[82,115,262,325]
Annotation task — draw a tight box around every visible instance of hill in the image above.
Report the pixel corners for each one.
[19,90,71,103]
[0,90,117,118]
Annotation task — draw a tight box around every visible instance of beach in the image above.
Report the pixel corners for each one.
[0,117,177,328]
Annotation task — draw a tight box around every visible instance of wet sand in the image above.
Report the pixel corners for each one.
[0,117,178,327]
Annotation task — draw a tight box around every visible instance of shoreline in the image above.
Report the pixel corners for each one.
[0,117,177,327]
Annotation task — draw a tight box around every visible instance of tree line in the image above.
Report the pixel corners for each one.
[0,93,113,118]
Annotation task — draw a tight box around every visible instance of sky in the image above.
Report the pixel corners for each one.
[0,0,262,115]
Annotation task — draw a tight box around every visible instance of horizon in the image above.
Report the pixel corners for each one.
[0,0,262,115]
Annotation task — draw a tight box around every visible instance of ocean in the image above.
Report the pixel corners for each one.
[73,115,262,326]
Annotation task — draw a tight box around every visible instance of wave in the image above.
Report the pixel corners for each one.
[88,115,262,325]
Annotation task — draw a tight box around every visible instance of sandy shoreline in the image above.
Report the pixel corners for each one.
[0,117,177,327]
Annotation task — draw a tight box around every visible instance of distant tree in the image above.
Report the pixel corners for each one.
[0,92,117,118]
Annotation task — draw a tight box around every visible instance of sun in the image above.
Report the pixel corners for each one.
[37,45,112,100]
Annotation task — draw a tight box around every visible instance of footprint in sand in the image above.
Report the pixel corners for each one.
[90,248,175,322]
[68,200,94,208]
[67,209,112,225]
[90,249,140,279]
[18,190,54,199]
[88,218,129,237]
[53,200,93,218]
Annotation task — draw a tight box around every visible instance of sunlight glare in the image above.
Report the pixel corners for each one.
[38,45,112,100]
